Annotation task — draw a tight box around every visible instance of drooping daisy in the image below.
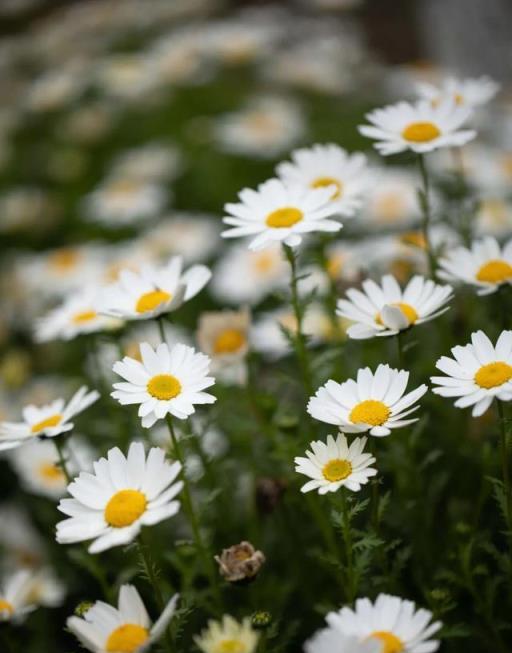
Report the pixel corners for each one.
[98,256,211,321]
[0,386,99,451]
[67,584,178,653]
[112,342,216,428]
[295,433,376,494]
[276,143,368,217]
[308,364,428,436]
[431,330,512,417]
[10,438,93,499]
[336,274,453,340]
[56,442,183,553]
[196,308,250,385]
[222,178,342,250]
[34,288,123,343]
[0,570,36,623]
[304,628,380,653]
[195,615,259,653]
[358,100,476,155]
[326,593,442,653]
[437,236,512,295]
[416,76,499,110]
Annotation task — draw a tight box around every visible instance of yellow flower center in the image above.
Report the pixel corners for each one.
[106,624,150,652]
[265,207,303,229]
[311,176,343,200]
[474,361,512,389]
[49,248,81,272]
[213,329,246,354]
[327,254,344,279]
[215,640,247,653]
[350,400,390,426]
[370,631,404,653]
[135,290,171,314]
[476,260,512,284]
[322,458,352,482]
[124,342,142,362]
[31,414,62,434]
[38,463,65,483]
[104,490,147,528]
[147,374,182,400]
[253,251,275,274]
[72,310,97,324]
[401,121,441,143]
[399,231,426,249]
[500,154,512,179]
[376,193,405,221]
[0,600,13,616]
[375,302,418,326]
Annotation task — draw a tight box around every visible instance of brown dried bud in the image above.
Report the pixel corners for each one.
[215,541,265,584]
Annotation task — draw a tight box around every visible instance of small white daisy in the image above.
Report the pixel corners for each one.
[431,330,512,417]
[56,442,183,554]
[437,236,512,295]
[222,178,342,251]
[0,570,37,623]
[308,364,428,436]
[67,584,178,653]
[112,342,216,428]
[326,593,442,653]
[336,274,453,340]
[295,433,376,494]
[34,288,123,342]
[359,100,476,155]
[304,628,380,653]
[195,615,259,653]
[0,386,99,451]
[276,143,368,217]
[416,75,499,109]
[98,256,211,321]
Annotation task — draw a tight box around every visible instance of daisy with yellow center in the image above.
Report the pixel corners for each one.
[325,593,442,653]
[337,274,453,340]
[358,99,475,156]
[0,386,99,452]
[0,570,38,623]
[416,75,499,110]
[432,330,512,417]
[98,255,211,321]
[295,433,376,494]
[438,235,512,295]
[56,442,183,554]
[112,342,216,428]
[35,288,122,343]
[222,178,342,251]
[67,584,179,653]
[308,364,428,437]
[304,629,380,653]
[195,616,259,653]
[276,143,368,217]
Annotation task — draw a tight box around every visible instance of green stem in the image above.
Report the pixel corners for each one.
[87,551,114,603]
[53,437,72,483]
[166,416,221,610]
[417,154,436,279]
[497,401,512,538]
[305,494,344,589]
[283,244,313,397]
[340,489,356,603]
[157,316,167,344]
[395,332,404,369]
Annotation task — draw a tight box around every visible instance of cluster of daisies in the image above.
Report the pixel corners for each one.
[0,67,511,653]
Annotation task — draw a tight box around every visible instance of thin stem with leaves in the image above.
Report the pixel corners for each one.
[417,154,436,279]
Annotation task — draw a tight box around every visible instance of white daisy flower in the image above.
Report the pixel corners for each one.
[67,584,178,653]
[56,442,183,554]
[276,143,368,217]
[0,386,99,451]
[304,628,380,653]
[222,178,341,251]
[211,242,288,305]
[98,256,211,321]
[431,330,512,417]
[437,236,512,295]
[109,143,182,184]
[416,76,499,109]
[34,288,123,343]
[336,274,453,340]
[359,100,476,155]
[362,168,421,227]
[112,343,216,428]
[0,570,37,623]
[10,438,93,499]
[326,593,442,653]
[295,433,376,494]
[308,364,428,437]
[195,615,259,653]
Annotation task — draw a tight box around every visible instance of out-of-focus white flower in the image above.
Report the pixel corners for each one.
[0,570,37,623]
[416,76,499,110]
[109,143,182,183]
[361,168,421,227]
[195,616,259,653]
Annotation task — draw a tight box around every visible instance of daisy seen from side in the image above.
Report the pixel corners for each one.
[195,615,259,653]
